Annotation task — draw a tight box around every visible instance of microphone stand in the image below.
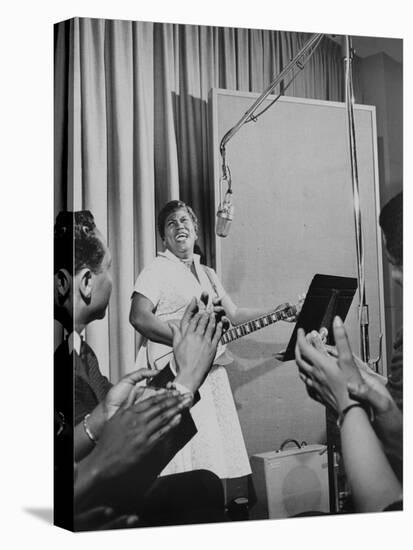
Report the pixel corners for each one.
[344,35,371,363]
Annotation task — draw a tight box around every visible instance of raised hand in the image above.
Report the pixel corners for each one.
[347,361,402,479]
[295,333,338,411]
[347,370,401,422]
[103,369,160,419]
[83,369,160,443]
[295,316,363,413]
[81,391,193,482]
[198,291,228,326]
[333,317,366,386]
[74,390,193,512]
[170,301,223,393]
[179,296,200,334]
[199,291,209,309]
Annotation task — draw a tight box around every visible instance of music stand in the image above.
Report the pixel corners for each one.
[283,274,358,362]
[282,273,357,513]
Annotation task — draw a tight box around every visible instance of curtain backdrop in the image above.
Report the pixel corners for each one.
[54,18,344,380]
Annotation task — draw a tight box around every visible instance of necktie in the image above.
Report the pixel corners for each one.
[77,340,109,403]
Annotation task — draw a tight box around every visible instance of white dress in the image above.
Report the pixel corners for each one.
[133,249,251,479]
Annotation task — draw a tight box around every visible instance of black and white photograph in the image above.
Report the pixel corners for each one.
[1,1,409,548]
[53,15,403,532]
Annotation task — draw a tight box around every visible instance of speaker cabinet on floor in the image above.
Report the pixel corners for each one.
[250,444,330,519]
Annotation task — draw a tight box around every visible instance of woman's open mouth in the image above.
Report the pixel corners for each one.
[175,232,188,242]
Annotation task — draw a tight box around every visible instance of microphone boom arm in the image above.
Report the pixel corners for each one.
[219,33,324,180]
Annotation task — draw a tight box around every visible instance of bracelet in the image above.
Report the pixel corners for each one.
[83,413,98,444]
[336,403,373,429]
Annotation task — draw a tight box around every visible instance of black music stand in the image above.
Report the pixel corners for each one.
[282,273,358,514]
[283,274,358,362]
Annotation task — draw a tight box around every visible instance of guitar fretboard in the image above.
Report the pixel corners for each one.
[220,304,297,345]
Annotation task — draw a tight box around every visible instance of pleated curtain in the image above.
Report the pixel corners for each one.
[54,18,344,380]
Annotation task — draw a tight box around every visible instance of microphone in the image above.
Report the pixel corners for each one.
[216,191,234,237]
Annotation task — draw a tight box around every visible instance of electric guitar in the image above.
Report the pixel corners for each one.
[146,303,298,370]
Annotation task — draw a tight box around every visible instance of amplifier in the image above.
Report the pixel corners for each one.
[250,443,330,519]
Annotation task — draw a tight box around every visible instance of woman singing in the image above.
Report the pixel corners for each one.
[130,200,295,484]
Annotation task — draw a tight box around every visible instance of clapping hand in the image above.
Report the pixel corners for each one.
[296,323,402,435]
[103,369,160,419]
[347,369,402,434]
[83,391,193,482]
[295,316,364,414]
[84,369,160,441]
[198,291,229,330]
[170,297,223,392]
[74,390,193,514]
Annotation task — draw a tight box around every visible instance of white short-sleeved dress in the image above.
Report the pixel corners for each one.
[133,249,251,479]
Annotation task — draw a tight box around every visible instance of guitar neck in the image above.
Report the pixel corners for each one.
[220,304,297,345]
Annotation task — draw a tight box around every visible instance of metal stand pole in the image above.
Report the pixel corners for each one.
[344,35,370,362]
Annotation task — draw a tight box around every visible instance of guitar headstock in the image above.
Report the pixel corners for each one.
[275,302,299,322]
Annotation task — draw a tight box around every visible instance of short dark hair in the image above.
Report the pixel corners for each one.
[379,192,403,266]
[157,200,198,240]
[54,210,106,274]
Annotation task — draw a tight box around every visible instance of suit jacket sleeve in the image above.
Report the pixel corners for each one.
[104,363,199,510]
[147,362,199,469]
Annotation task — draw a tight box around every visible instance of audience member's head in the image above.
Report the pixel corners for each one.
[54,211,112,330]
[379,192,403,285]
[157,200,199,241]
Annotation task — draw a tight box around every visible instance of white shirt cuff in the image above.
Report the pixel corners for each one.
[169,355,178,376]
[170,357,193,399]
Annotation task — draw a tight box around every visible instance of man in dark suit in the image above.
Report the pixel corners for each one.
[54,210,226,530]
